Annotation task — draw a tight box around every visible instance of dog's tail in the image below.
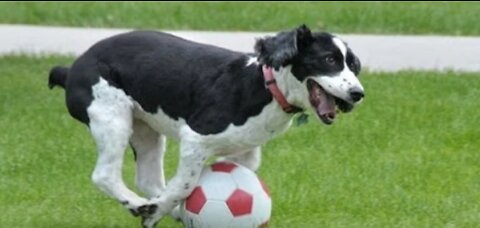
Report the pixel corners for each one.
[48,66,69,89]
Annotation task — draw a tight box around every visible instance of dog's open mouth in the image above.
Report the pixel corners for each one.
[307,79,353,125]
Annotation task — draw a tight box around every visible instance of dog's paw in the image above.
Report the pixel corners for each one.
[140,200,172,228]
[128,204,158,218]
[137,204,162,228]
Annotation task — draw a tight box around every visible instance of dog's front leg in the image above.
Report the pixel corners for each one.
[142,139,208,228]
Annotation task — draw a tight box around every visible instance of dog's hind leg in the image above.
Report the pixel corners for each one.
[130,119,166,199]
[220,147,262,172]
[87,78,153,217]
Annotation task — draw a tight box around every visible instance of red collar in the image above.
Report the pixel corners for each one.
[262,65,303,114]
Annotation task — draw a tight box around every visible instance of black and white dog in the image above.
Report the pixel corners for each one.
[49,25,364,227]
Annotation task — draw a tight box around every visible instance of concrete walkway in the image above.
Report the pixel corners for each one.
[1,24,479,72]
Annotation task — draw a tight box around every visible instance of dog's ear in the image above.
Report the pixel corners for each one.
[347,46,362,75]
[255,24,313,69]
[353,54,361,75]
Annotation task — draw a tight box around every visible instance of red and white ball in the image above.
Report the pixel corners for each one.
[180,161,271,228]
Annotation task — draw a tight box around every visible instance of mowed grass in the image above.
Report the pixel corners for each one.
[1,2,480,36]
[0,55,479,227]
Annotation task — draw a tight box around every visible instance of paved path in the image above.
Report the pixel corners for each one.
[1,24,479,72]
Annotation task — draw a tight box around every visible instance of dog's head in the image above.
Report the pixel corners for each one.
[255,25,364,125]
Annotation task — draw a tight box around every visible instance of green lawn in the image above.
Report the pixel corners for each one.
[0,56,479,227]
[1,2,480,35]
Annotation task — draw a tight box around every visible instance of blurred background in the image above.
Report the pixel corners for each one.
[1,2,479,35]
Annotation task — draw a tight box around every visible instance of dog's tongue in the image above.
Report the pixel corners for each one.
[316,90,336,117]
[308,80,336,124]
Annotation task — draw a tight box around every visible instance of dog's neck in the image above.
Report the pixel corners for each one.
[271,65,310,112]
[263,65,302,114]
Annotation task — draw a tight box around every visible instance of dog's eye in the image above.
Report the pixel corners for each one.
[325,56,336,66]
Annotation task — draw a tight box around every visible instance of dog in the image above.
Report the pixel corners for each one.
[48,24,364,227]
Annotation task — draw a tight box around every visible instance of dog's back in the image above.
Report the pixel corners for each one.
[51,30,244,90]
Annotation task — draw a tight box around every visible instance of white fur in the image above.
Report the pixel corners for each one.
[333,37,347,57]
[142,133,209,227]
[136,98,292,156]
[246,56,259,66]
[131,119,166,198]
[88,78,148,210]
[272,65,311,109]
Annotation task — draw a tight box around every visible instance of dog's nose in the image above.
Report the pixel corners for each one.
[349,87,364,102]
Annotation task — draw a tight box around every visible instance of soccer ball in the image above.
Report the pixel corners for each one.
[180,161,271,228]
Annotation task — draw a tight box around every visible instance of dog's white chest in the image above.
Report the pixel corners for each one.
[202,103,293,154]
[134,102,292,154]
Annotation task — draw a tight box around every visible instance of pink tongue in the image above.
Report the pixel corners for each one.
[317,91,336,117]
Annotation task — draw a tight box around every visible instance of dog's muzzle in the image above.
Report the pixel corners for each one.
[307,79,362,125]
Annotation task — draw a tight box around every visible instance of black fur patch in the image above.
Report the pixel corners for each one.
[255,24,313,70]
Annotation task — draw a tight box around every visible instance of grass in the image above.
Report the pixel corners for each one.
[1,2,480,36]
[0,55,479,228]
